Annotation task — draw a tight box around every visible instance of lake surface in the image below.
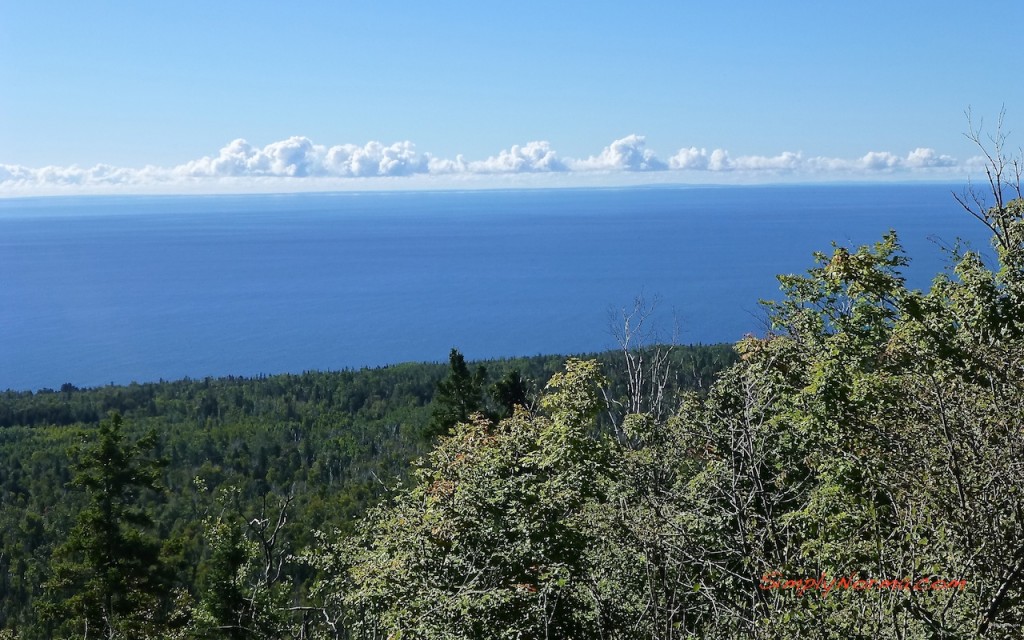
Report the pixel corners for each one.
[0,184,995,391]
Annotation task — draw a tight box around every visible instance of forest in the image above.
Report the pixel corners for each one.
[4,131,1024,638]
[0,344,732,639]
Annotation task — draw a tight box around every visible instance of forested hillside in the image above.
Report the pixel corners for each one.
[0,345,732,638]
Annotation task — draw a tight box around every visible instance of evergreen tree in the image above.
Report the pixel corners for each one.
[490,368,531,419]
[42,413,169,639]
[426,348,487,438]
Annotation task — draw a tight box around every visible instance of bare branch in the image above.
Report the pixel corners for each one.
[605,294,680,437]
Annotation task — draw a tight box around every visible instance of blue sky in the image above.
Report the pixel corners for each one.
[1,1,1021,194]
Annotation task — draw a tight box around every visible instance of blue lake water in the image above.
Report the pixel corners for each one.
[0,184,995,391]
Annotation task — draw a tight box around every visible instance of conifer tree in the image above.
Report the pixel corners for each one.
[43,413,168,639]
[490,368,531,419]
[426,348,487,438]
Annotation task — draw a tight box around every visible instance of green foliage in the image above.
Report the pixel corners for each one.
[489,368,531,419]
[41,413,169,639]
[671,195,1024,636]
[188,487,294,640]
[346,359,611,639]
[426,348,489,438]
[0,348,732,638]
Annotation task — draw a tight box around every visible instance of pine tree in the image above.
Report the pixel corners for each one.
[43,413,169,639]
[426,348,487,438]
[490,368,531,419]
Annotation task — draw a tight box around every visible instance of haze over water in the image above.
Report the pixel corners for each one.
[0,184,992,392]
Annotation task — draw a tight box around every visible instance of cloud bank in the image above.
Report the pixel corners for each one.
[0,135,975,196]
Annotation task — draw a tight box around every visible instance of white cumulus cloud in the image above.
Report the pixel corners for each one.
[669,148,803,172]
[177,138,431,178]
[905,147,957,168]
[325,140,429,177]
[468,141,566,173]
[571,135,667,171]
[860,151,903,171]
[669,147,710,170]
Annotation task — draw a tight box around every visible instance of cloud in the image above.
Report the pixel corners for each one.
[0,135,971,195]
[325,141,429,177]
[904,147,957,168]
[795,147,952,173]
[668,147,710,170]
[859,151,902,171]
[0,164,37,182]
[731,151,803,172]
[669,149,803,172]
[425,154,468,174]
[468,141,566,173]
[708,149,731,172]
[0,162,159,187]
[571,135,667,171]
[666,146,960,175]
[176,137,431,178]
[667,147,731,171]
